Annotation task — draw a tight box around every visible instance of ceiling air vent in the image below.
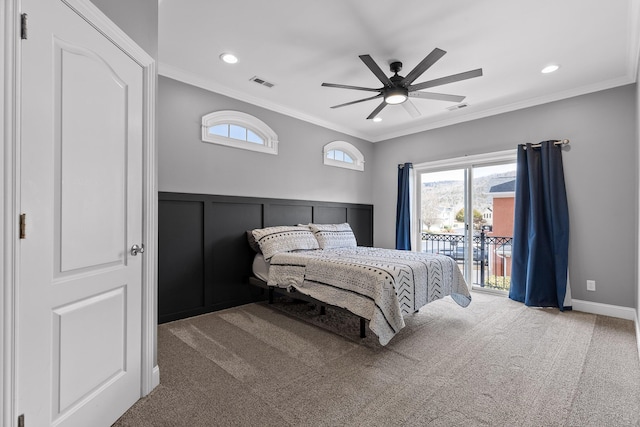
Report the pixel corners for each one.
[447,102,469,111]
[249,76,275,88]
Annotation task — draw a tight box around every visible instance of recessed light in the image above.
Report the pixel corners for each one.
[220,53,238,64]
[541,64,560,74]
[372,117,382,122]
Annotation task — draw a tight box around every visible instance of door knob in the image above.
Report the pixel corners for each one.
[130,244,145,256]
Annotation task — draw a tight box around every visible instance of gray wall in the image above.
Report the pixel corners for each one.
[372,85,637,308]
[158,76,374,204]
[90,0,158,59]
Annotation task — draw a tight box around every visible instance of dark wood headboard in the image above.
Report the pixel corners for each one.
[158,192,374,323]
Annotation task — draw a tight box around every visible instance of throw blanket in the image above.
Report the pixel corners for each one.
[268,247,471,345]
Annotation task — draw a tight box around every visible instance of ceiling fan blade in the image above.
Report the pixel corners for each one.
[366,101,388,120]
[322,82,380,92]
[409,91,466,103]
[402,100,421,118]
[402,48,446,85]
[330,93,383,109]
[408,68,483,91]
[359,55,393,86]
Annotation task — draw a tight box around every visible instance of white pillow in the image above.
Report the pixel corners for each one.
[251,225,319,261]
[308,223,357,249]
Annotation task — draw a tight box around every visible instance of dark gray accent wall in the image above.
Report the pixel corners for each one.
[158,192,373,323]
[158,76,374,204]
[372,85,637,308]
[90,0,158,59]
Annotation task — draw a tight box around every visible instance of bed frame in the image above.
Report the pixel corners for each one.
[158,192,373,324]
[248,276,367,338]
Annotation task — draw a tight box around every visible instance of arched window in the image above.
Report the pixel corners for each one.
[323,141,364,171]
[201,110,278,155]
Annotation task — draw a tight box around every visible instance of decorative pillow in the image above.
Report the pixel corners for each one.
[251,225,319,260]
[308,223,358,249]
[246,230,262,253]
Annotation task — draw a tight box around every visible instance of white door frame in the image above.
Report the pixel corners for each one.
[1,1,158,425]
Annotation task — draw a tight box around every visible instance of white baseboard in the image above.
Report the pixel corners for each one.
[152,365,160,389]
[571,299,636,321]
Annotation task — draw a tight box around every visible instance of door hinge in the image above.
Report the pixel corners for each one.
[20,13,27,40]
[18,414,25,427]
[19,213,26,239]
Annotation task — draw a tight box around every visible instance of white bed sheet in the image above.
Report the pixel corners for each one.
[252,253,270,282]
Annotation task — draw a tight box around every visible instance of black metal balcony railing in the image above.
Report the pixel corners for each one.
[420,231,513,291]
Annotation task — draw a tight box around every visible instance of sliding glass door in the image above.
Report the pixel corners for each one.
[416,152,516,291]
[470,163,517,290]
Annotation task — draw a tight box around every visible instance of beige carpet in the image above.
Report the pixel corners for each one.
[114,292,640,426]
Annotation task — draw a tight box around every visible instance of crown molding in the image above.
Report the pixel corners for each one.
[371,75,634,142]
[158,62,373,142]
[160,62,634,144]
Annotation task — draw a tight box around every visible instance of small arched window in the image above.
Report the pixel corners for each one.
[202,110,278,155]
[323,141,364,171]
[327,149,354,164]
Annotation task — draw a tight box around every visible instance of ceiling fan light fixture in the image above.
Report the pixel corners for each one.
[372,117,382,122]
[321,49,483,120]
[385,94,407,105]
[384,87,408,104]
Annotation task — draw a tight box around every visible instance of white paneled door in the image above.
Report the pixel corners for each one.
[18,0,144,425]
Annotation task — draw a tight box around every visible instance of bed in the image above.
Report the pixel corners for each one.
[248,223,472,345]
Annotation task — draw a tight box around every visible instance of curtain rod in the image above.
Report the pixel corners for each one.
[523,139,570,149]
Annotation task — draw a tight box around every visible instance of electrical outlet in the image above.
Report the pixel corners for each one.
[586,280,596,291]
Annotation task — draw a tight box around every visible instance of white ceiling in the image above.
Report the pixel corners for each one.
[158,0,640,143]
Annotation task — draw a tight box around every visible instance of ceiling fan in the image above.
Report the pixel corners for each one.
[321,48,483,120]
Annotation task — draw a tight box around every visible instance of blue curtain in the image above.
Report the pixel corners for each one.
[509,141,570,310]
[396,163,412,250]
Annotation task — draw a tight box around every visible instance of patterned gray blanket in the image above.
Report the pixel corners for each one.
[267,247,471,345]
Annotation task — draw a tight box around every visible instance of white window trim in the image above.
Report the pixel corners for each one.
[323,140,365,171]
[413,149,516,172]
[202,110,278,155]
